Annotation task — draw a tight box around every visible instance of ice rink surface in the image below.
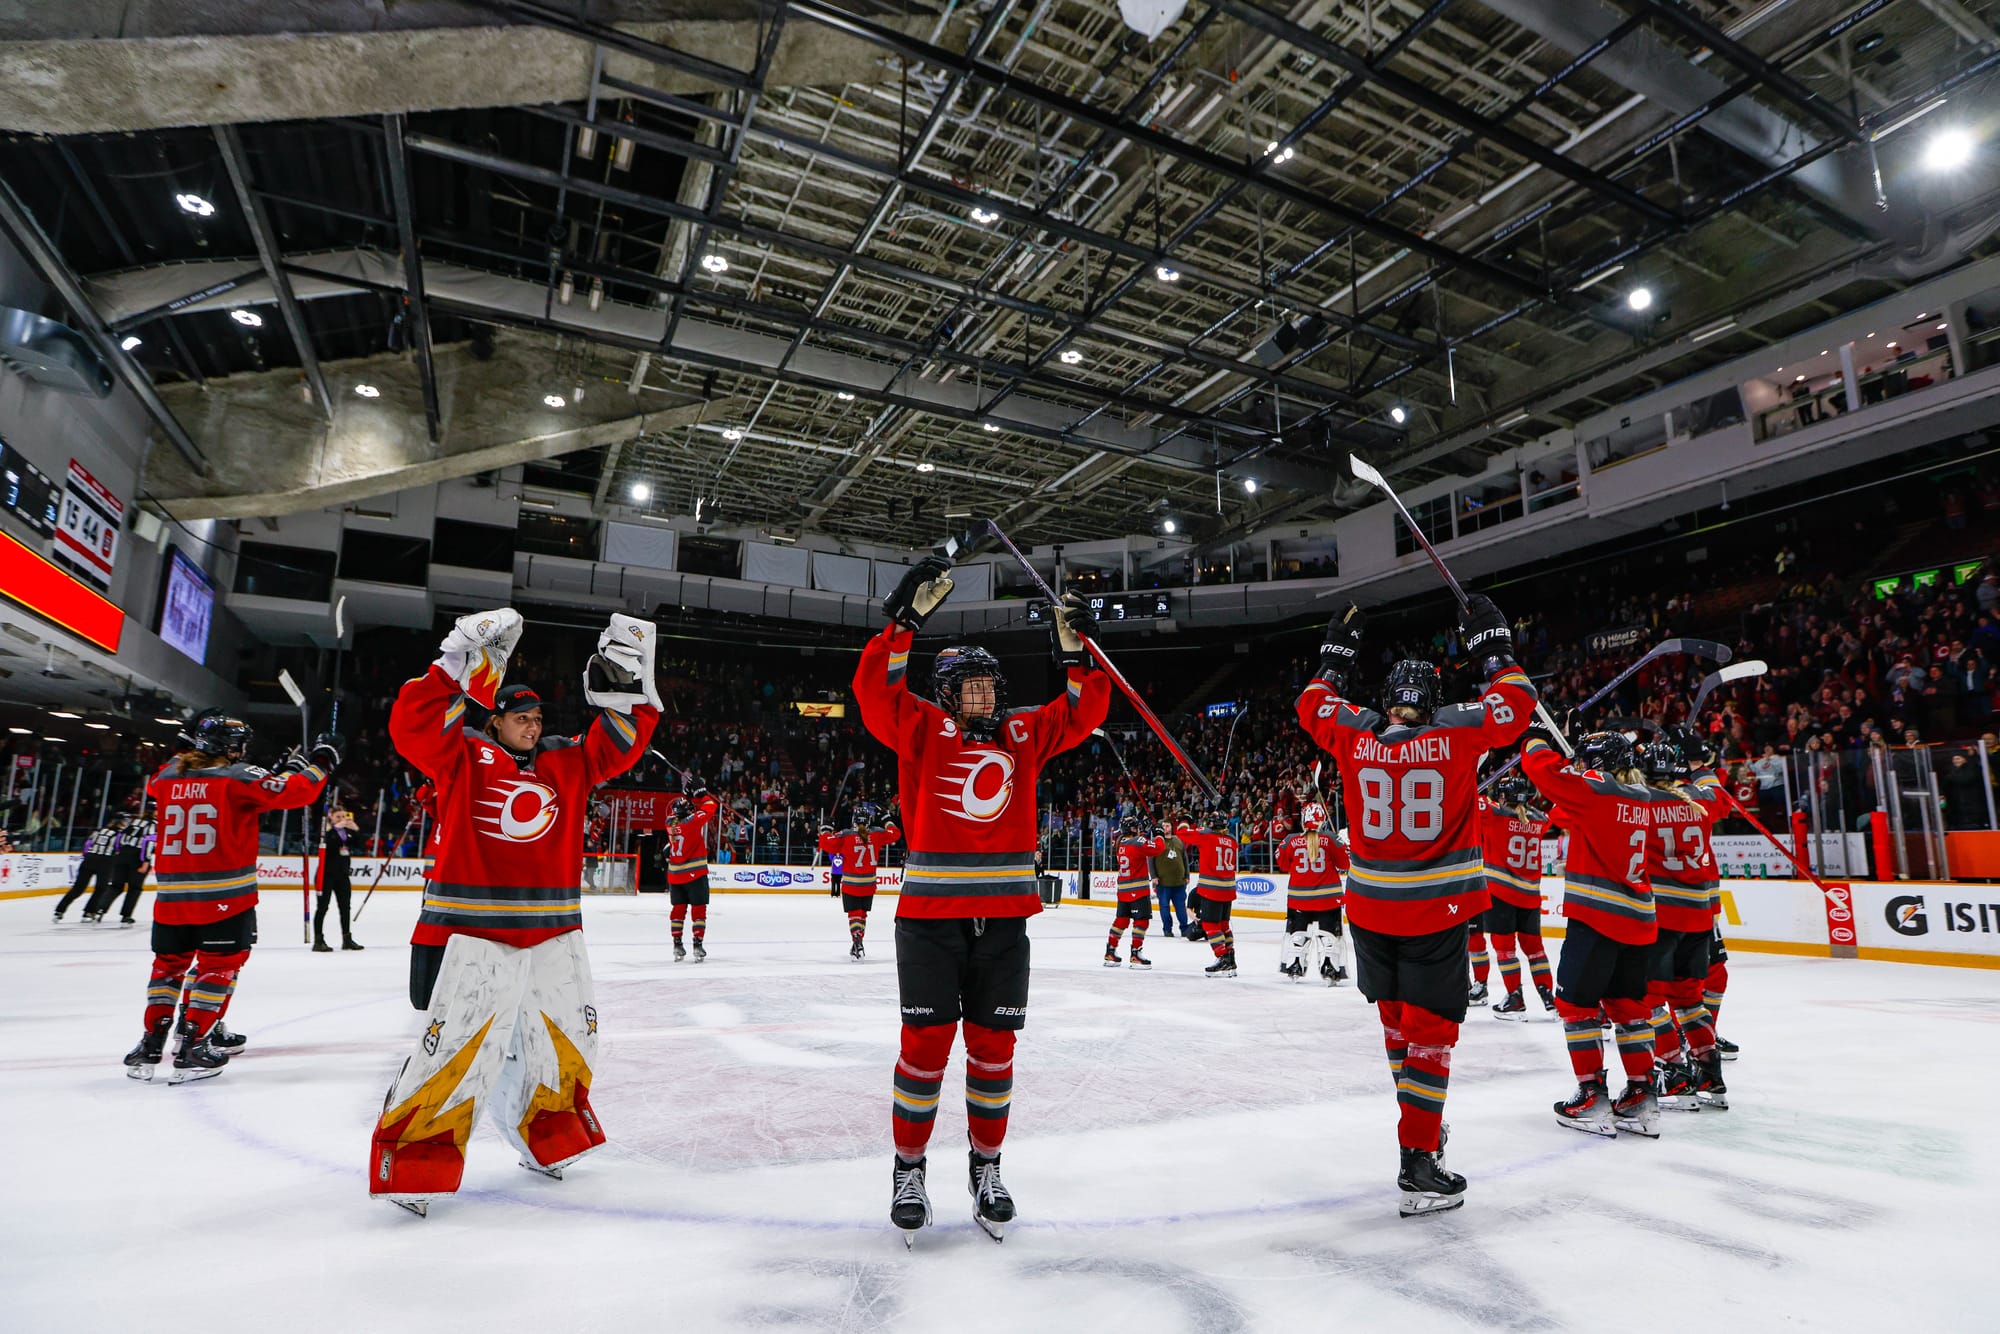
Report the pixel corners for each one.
[3,889,1992,1333]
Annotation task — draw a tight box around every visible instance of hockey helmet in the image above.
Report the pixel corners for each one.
[1300,801,1329,833]
[1203,807,1230,833]
[853,802,879,828]
[1118,815,1143,843]
[1490,771,1538,810]
[1575,730,1637,776]
[1382,660,1440,718]
[1641,732,1683,783]
[933,645,1007,741]
[179,709,252,759]
[671,796,694,821]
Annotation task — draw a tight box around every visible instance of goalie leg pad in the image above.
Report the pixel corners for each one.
[370,934,531,1202]
[491,932,605,1172]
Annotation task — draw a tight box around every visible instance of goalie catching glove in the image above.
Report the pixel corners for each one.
[1050,593,1098,669]
[436,607,524,710]
[884,556,954,632]
[585,613,662,712]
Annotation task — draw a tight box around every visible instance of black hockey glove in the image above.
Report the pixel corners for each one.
[309,733,344,771]
[1459,594,1515,674]
[1051,593,1098,669]
[1316,602,1366,693]
[884,556,954,632]
[688,784,710,802]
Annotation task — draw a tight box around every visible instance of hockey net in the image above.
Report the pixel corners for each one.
[581,853,638,895]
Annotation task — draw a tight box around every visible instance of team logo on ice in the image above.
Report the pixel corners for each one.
[473,777,560,842]
[937,749,1014,823]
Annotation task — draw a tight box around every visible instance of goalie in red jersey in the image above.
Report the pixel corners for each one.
[1276,800,1350,984]
[369,608,659,1216]
[854,557,1109,1245]
[1295,595,1535,1216]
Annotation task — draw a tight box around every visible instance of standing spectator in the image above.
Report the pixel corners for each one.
[1942,753,1989,830]
[1151,820,1193,940]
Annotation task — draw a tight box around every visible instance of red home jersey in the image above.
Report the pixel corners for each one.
[1520,738,1656,945]
[1478,798,1550,910]
[667,794,722,885]
[854,624,1109,919]
[1295,665,1536,935]
[818,824,901,891]
[1277,832,1348,910]
[1112,835,1164,901]
[1177,826,1239,902]
[390,664,657,947]
[1642,774,1724,933]
[145,758,328,925]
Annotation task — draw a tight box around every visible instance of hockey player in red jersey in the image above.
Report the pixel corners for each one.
[1179,810,1241,977]
[1520,729,1660,1138]
[854,557,1109,1245]
[122,711,336,1083]
[1479,771,1555,1018]
[370,608,659,1215]
[1638,729,1728,1110]
[1104,816,1164,969]
[1276,801,1350,984]
[1295,596,1534,1215]
[818,803,901,960]
[666,785,722,961]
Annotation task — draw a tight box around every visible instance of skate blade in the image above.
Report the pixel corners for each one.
[1102,959,1123,968]
[1492,1010,1528,1021]
[167,1065,224,1085]
[125,1064,157,1082]
[1659,1094,1703,1112]
[1398,1190,1465,1218]
[1614,1119,1661,1139]
[1205,969,1238,979]
[974,1214,1008,1242]
[1555,1115,1617,1138]
[1696,1093,1729,1110]
[519,1158,564,1180]
[1127,961,1151,970]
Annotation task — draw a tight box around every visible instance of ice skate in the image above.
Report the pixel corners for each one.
[387,1197,429,1218]
[1716,1034,1739,1062]
[1397,1146,1466,1217]
[673,941,687,962]
[118,916,136,926]
[968,1150,1014,1242]
[1555,1074,1616,1137]
[1281,958,1305,980]
[850,939,865,961]
[890,1156,931,1246]
[1103,949,1122,968]
[123,1018,171,1082]
[1537,984,1558,1014]
[83,911,103,923]
[692,941,707,962]
[519,1157,563,1180]
[1467,980,1488,1004]
[1694,1054,1729,1110]
[1492,989,1527,1019]
[168,1026,229,1085]
[1613,1078,1660,1138]
[208,1022,247,1057]
[1127,951,1151,970]
[1319,957,1340,987]
[1655,1060,1702,1112]
[1204,952,1238,978]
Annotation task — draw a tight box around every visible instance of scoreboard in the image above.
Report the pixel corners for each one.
[1025,591,1172,624]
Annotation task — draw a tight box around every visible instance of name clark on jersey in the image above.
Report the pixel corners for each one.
[1351,733,1453,765]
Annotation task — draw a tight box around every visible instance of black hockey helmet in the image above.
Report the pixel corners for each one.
[1576,730,1637,776]
[1642,732,1684,783]
[671,796,693,821]
[1118,814,1143,842]
[1491,770,1538,810]
[1203,806,1230,833]
[179,709,252,759]
[854,802,879,828]
[933,645,1007,741]
[1382,660,1440,718]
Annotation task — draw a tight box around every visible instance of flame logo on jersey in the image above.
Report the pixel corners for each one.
[936,750,1015,823]
[474,778,560,842]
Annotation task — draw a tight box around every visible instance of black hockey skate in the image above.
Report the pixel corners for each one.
[169,1024,230,1085]
[1204,952,1238,978]
[1467,981,1489,1004]
[1281,957,1305,980]
[208,1022,247,1057]
[1555,1074,1615,1137]
[1127,950,1151,970]
[1613,1077,1660,1138]
[969,1150,1015,1242]
[1104,950,1123,968]
[1319,957,1341,987]
[83,910,103,923]
[1655,1060,1702,1112]
[1397,1146,1466,1217]
[692,941,707,963]
[850,939,865,962]
[890,1156,932,1247]
[123,1018,172,1082]
[1537,984,1558,1014]
[1715,1034,1739,1062]
[1492,989,1527,1019]
[1694,1054,1730,1110]
[673,941,687,962]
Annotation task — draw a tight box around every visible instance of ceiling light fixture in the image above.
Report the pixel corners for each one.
[1795,374,1806,382]
[557,272,574,306]
[175,192,215,217]
[85,721,109,730]
[982,422,1000,433]
[1626,286,1655,312]
[1923,125,1976,172]
[1058,348,1084,365]
[1570,263,1624,292]
[1497,412,1530,428]
[120,335,143,352]
[1242,477,1258,494]
[835,390,855,401]
[721,427,745,441]
[1888,341,1899,349]
[629,483,650,502]
[970,206,1000,225]
[1389,403,1408,425]
[1937,322,1949,330]
[354,383,380,398]
[701,253,730,274]
[230,308,263,328]
[42,735,65,743]
[49,710,78,719]
[915,461,936,473]
[6,727,26,735]
[1691,321,1736,342]
[1162,518,1177,535]
[154,716,179,725]
[1262,140,1295,164]
[543,394,567,408]
[1155,264,1180,283]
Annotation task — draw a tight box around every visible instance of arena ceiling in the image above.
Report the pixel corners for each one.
[4,0,2000,548]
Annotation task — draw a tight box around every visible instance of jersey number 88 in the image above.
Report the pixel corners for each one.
[1357,767,1445,843]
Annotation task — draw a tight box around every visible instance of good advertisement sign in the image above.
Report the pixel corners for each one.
[1849,882,2000,958]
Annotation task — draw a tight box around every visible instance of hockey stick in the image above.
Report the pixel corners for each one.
[277,668,314,944]
[1714,784,1850,911]
[1091,727,1161,825]
[1220,704,1250,789]
[1348,454,1575,758]
[1478,635,1733,792]
[812,759,867,870]
[947,519,1222,804]
[1690,659,1768,720]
